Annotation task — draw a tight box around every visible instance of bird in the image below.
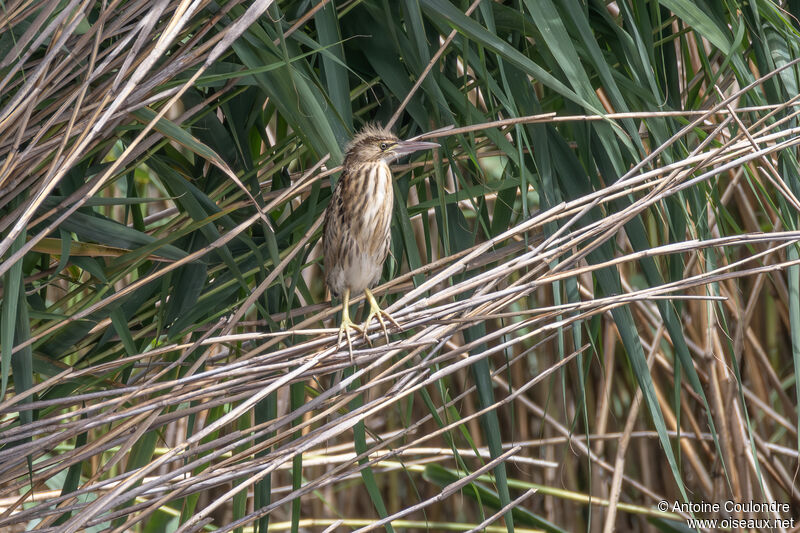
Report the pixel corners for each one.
[323,124,439,358]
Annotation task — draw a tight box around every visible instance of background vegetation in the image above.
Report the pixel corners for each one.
[1,0,799,531]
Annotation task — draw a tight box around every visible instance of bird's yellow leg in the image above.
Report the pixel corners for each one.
[337,288,364,362]
[362,288,400,343]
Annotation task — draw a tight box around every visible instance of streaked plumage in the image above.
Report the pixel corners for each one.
[323,124,438,356]
[324,125,396,299]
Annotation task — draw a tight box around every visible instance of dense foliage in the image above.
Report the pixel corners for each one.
[1,0,799,531]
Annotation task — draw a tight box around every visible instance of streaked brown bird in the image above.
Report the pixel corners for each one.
[323,124,439,355]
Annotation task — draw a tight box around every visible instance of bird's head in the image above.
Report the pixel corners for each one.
[344,124,439,165]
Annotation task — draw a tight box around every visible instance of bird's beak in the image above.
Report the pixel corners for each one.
[391,140,440,158]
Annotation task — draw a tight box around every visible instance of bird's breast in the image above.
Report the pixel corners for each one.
[342,161,393,240]
[359,162,392,238]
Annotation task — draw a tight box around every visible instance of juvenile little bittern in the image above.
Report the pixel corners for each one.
[323,124,439,354]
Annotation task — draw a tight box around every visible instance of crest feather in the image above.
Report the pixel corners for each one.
[346,123,395,152]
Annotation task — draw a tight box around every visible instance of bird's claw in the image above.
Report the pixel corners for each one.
[363,309,399,344]
[335,288,399,362]
[337,315,364,363]
[363,288,400,344]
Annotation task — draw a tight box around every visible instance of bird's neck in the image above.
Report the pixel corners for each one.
[341,161,392,211]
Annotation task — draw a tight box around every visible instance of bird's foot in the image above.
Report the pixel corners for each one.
[362,288,400,344]
[337,314,365,363]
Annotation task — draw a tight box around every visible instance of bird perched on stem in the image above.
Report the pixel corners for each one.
[324,124,439,358]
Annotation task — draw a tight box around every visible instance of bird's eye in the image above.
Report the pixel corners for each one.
[379,142,388,150]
